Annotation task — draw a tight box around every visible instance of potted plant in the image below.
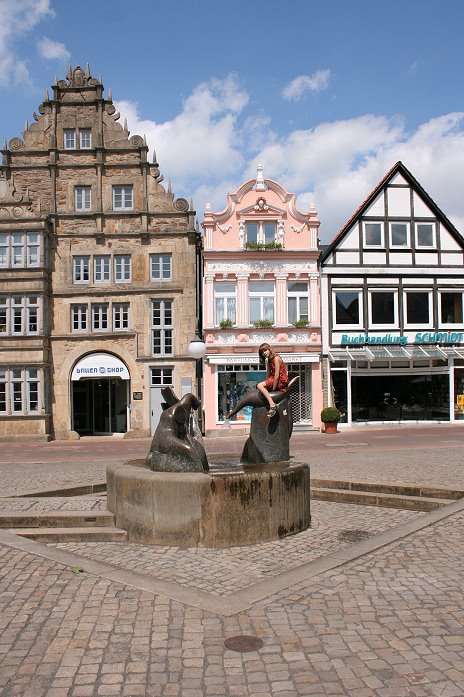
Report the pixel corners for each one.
[292,319,309,328]
[252,319,274,328]
[320,406,341,434]
[219,318,234,329]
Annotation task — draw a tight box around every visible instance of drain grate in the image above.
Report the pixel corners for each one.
[224,635,264,652]
[338,529,373,543]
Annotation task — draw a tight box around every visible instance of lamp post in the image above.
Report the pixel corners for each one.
[188,335,206,434]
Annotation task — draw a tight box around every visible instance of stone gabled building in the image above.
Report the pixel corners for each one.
[0,65,200,441]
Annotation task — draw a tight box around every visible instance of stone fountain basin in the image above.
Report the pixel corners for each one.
[107,459,310,548]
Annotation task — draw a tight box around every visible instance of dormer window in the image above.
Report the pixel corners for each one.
[245,221,277,245]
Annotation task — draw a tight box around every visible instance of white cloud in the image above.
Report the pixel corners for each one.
[0,0,54,86]
[282,69,331,101]
[115,74,249,188]
[115,76,464,242]
[37,36,70,61]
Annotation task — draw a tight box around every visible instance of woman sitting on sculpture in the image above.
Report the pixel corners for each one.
[257,343,289,417]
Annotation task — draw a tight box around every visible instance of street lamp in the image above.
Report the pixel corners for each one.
[188,335,206,434]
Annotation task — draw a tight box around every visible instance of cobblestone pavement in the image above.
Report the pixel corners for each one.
[1,425,464,696]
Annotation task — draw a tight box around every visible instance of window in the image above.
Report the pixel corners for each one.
[150,254,171,281]
[73,256,90,283]
[404,291,431,326]
[363,222,383,247]
[152,300,173,355]
[79,129,92,149]
[113,186,133,210]
[390,222,410,248]
[369,291,397,326]
[71,304,88,331]
[0,232,41,269]
[75,186,91,211]
[92,304,109,331]
[0,296,40,336]
[151,368,173,386]
[249,281,274,324]
[246,223,258,244]
[440,292,463,324]
[263,223,276,244]
[113,303,130,330]
[114,255,131,282]
[288,281,309,324]
[0,367,40,415]
[94,256,110,283]
[416,222,435,248]
[63,129,76,149]
[333,290,362,327]
[214,282,236,325]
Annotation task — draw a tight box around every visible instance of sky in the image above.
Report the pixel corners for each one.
[1,0,464,242]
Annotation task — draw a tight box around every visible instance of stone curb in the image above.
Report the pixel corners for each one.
[1,496,463,617]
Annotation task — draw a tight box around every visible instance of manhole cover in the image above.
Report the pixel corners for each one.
[224,635,264,652]
[338,529,373,543]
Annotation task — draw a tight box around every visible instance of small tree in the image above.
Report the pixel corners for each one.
[320,406,341,423]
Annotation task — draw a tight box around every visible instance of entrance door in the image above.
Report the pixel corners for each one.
[289,365,312,424]
[150,387,165,435]
[72,378,128,435]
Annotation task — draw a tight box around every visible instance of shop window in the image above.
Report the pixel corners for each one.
[440,292,463,325]
[75,186,91,211]
[333,290,362,328]
[363,222,383,247]
[217,365,265,422]
[214,282,236,326]
[416,222,435,248]
[150,254,172,281]
[389,222,410,248]
[288,282,309,324]
[151,300,173,355]
[369,291,397,327]
[249,281,274,324]
[0,367,40,415]
[112,185,133,210]
[404,291,431,326]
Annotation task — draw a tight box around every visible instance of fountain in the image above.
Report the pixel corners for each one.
[107,383,310,547]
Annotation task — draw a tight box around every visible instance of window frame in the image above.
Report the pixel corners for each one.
[63,129,76,149]
[112,185,134,211]
[150,254,172,281]
[415,222,436,249]
[73,256,90,284]
[71,304,88,332]
[113,302,130,331]
[403,289,433,328]
[214,282,237,326]
[439,291,464,326]
[287,281,309,324]
[79,129,92,149]
[332,289,363,330]
[94,255,111,283]
[150,367,174,386]
[248,281,275,324]
[363,221,384,248]
[91,303,109,332]
[0,367,41,415]
[113,255,132,283]
[389,221,411,249]
[368,289,398,328]
[151,299,174,356]
[75,185,92,212]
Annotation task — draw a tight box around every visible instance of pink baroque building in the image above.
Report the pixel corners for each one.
[201,166,323,435]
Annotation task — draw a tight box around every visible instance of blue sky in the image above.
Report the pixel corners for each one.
[1,0,464,241]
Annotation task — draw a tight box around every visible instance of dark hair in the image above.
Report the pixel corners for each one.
[258,342,275,362]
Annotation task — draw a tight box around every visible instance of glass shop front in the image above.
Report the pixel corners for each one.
[329,346,464,424]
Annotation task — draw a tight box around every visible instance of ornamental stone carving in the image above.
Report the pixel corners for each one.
[174,198,189,212]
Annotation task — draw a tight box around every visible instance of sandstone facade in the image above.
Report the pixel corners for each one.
[0,65,199,441]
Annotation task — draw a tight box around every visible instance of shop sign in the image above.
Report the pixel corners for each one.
[71,353,130,381]
[340,332,464,346]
